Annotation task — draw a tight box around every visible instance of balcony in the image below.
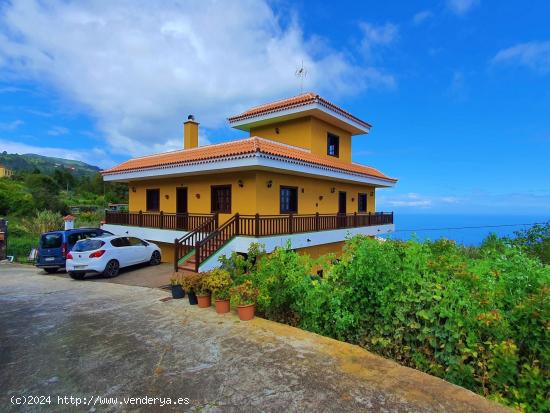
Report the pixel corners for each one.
[104,211,216,231]
[104,210,393,236]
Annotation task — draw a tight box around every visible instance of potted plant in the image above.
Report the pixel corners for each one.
[181,273,201,305]
[204,268,233,314]
[230,280,258,321]
[170,272,185,299]
[195,273,211,308]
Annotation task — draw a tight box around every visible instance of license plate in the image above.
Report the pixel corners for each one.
[74,265,86,269]
[45,257,55,262]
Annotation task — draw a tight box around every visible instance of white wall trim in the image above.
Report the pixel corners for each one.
[198,223,395,271]
[103,152,396,187]
[229,102,371,134]
[101,224,189,244]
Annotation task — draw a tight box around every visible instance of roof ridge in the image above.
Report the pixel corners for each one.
[109,137,258,163]
[242,92,316,113]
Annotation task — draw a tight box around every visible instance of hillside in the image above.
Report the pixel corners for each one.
[0,152,100,176]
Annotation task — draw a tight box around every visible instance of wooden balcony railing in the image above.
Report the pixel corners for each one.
[106,210,394,235]
[104,211,215,231]
[234,212,393,237]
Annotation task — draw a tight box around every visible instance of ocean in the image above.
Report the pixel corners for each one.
[381,214,549,246]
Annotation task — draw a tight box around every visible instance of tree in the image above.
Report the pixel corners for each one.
[0,179,34,216]
[24,174,67,213]
[513,222,550,264]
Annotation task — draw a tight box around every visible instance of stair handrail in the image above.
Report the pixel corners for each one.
[194,214,239,271]
[176,213,217,243]
[173,213,218,271]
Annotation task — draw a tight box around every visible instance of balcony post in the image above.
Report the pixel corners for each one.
[174,238,179,272]
[235,213,240,236]
[139,210,143,227]
[289,213,293,234]
[354,212,357,227]
[214,212,219,228]
[255,213,260,237]
[315,212,320,232]
[160,210,164,229]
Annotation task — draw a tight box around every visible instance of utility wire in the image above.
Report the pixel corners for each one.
[392,222,547,233]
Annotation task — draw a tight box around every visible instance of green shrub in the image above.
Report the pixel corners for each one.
[217,234,549,412]
[219,242,264,285]
[306,236,549,412]
[203,268,232,300]
[230,280,258,306]
[16,210,63,236]
[7,235,38,261]
[250,242,313,324]
[512,221,550,264]
[75,210,105,228]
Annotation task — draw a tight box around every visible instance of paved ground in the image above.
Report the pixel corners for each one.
[0,264,511,413]
[38,262,174,288]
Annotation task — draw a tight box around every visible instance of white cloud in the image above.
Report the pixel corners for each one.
[447,0,479,16]
[378,193,465,210]
[492,41,550,73]
[448,70,468,100]
[47,126,69,136]
[0,138,114,168]
[381,193,433,208]
[0,86,24,93]
[413,10,433,25]
[0,0,393,158]
[359,22,398,57]
[0,119,24,130]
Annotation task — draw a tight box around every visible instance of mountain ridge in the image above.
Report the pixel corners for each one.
[0,152,100,176]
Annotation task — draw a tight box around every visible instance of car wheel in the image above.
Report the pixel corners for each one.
[103,260,120,278]
[44,268,59,274]
[69,272,85,280]
[149,251,161,266]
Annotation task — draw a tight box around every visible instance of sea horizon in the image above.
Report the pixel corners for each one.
[381,213,549,246]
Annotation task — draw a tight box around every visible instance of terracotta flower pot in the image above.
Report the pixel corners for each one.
[237,304,255,321]
[215,299,230,314]
[197,294,211,308]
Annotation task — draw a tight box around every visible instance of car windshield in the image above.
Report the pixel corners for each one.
[73,239,105,252]
[41,233,62,248]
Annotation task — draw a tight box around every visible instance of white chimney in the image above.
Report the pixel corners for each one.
[63,215,75,230]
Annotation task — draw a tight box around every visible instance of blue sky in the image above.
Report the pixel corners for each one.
[0,0,549,215]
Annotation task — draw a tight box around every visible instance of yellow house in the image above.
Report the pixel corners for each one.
[101,93,397,272]
[0,165,14,178]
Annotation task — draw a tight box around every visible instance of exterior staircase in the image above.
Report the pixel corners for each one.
[174,213,219,273]
[179,255,197,272]
[174,213,240,273]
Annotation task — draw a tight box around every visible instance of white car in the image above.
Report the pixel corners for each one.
[66,235,161,280]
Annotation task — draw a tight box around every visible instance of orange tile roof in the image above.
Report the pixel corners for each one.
[102,137,396,182]
[228,92,372,129]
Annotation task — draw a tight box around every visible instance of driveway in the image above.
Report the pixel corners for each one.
[0,264,510,412]
[39,262,174,288]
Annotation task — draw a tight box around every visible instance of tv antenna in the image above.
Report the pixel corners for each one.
[295,60,308,93]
